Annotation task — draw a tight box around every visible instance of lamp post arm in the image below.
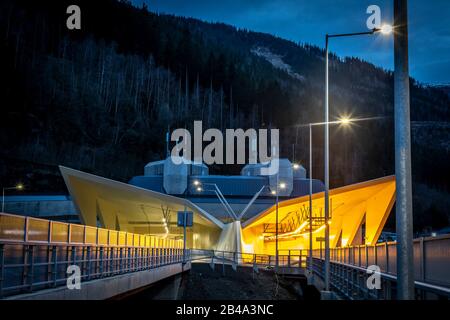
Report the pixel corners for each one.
[327,30,376,39]
[309,123,313,272]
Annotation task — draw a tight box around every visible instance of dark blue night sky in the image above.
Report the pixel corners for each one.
[136,0,450,85]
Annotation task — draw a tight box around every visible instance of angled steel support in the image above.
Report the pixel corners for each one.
[237,186,266,220]
[214,185,238,220]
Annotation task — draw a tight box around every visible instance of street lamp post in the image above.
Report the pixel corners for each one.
[2,184,24,212]
[323,27,392,291]
[275,174,279,271]
[304,119,352,273]
[258,179,285,271]
[309,123,313,272]
[393,0,414,300]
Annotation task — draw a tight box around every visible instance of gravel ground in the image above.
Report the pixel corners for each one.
[123,263,319,300]
[178,263,301,300]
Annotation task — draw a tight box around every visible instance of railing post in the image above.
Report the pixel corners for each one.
[111,247,115,275]
[155,248,161,267]
[137,247,140,270]
[46,245,51,286]
[358,246,361,267]
[420,238,425,282]
[99,247,104,276]
[28,245,34,292]
[0,244,4,298]
[365,245,369,268]
[222,251,225,276]
[385,242,389,274]
[135,247,138,270]
[52,245,58,286]
[151,248,154,268]
[120,247,124,272]
[22,244,28,289]
[157,248,161,267]
[288,250,291,268]
[71,245,76,273]
[144,247,147,268]
[374,244,378,267]
[128,247,132,271]
[108,247,112,275]
[86,246,91,280]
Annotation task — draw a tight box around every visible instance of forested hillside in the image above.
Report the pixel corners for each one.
[1,0,449,231]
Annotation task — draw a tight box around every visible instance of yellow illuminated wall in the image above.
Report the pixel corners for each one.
[242,176,396,255]
[60,166,395,255]
[60,166,223,250]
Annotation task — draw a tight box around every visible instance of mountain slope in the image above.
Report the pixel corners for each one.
[0,0,449,231]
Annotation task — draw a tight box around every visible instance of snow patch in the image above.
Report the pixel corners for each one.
[251,46,304,81]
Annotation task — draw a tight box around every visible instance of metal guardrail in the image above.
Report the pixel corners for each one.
[311,257,450,300]
[3,213,450,300]
[190,249,307,271]
[310,235,450,299]
[0,213,186,298]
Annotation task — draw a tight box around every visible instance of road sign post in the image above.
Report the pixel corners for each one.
[178,210,193,263]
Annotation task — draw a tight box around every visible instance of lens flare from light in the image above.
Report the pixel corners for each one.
[380,24,393,35]
[339,117,352,125]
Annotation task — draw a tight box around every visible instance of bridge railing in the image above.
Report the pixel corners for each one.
[310,234,450,299]
[0,213,185,298]
[190,249,307,270]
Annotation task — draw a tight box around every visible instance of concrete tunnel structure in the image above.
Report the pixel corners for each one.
[59,162,396,255]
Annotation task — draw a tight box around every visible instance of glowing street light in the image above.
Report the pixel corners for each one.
[293,163,300,170]
[339,116,352,126]
[376,24,394,35]
[304,117,354,274]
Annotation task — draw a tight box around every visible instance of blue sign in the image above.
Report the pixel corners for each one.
[177,211,193,227]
